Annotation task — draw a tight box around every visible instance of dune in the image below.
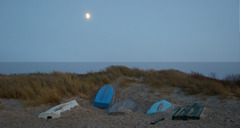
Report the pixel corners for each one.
[0,66,240,127]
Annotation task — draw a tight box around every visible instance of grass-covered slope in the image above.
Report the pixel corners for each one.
[0,66,239,106]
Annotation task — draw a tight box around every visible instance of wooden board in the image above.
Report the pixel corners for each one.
[108,99,137,115]
[94,85,114,109]
[172,103,204,120]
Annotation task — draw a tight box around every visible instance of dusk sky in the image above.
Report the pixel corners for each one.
[0,0,239,62]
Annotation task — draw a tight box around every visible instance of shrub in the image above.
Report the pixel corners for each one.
[224,74,240,86]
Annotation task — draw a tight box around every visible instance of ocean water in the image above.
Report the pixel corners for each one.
[0,62,239,79]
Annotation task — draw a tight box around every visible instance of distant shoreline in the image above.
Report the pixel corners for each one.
[0,62,240,79]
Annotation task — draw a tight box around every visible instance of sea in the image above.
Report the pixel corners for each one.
[0,62,239,79]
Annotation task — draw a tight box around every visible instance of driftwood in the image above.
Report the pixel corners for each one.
[172,103,204,120]
[150,117,165,125]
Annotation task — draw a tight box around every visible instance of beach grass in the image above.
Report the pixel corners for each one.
[0,66,239,106]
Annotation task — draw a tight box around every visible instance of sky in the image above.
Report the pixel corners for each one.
[0,0,239,62]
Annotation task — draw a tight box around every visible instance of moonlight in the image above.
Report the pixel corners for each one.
[85,13,91,19]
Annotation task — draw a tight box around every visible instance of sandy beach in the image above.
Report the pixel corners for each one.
[1,82,240,128]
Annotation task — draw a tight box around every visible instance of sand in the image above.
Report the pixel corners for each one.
[1,83,240,128]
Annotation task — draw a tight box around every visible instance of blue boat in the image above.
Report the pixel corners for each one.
[94,85,114,109]
[147,100,174,115]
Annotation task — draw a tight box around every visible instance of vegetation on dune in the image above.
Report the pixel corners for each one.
[224,74,240,86]
[0,66,239,106]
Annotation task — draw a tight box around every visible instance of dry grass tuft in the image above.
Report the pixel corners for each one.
[118,76,137,88]
[0,66,239,106]
[0,71,115,106]
[142,70,234,98]
[230,86,240,98]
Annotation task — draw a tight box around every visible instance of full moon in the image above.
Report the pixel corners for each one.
[85,13,91,19]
